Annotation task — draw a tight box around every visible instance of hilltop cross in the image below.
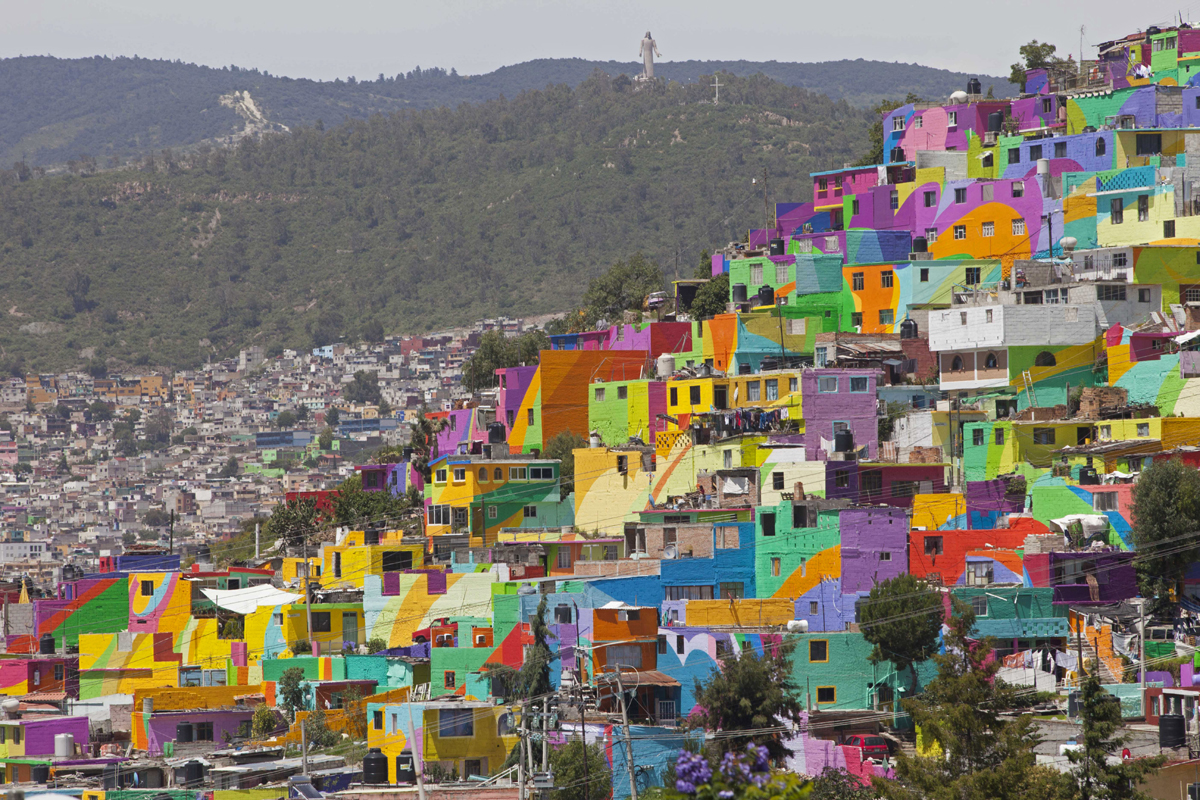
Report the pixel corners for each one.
[712,75,722,104]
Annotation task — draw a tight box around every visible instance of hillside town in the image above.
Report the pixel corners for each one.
[15,20,1200,800]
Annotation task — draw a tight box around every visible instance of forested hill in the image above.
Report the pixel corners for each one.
[0,55,1014,167]
[0,74,871,372]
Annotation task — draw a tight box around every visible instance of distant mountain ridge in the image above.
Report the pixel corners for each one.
[0,55,1017,167]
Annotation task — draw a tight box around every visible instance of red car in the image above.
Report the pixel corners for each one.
[844,735,889,759]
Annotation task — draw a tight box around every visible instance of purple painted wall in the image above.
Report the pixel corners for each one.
[1049,551,1138,605]
[839,508,909,594]
[965,479,1025,529]
[495,365,538,437]
[24,716,89,755]
[140,711,252,756]
[801,369,880,461]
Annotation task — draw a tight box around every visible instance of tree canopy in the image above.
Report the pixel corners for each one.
[576,252,665,330]
[542,429,587,498]
[343,370,382,405]
[858,573,944,691]
[688,273,729,321]
[1065,668,1163,800]
[460,329,549,392]
[1130,458,1200,616]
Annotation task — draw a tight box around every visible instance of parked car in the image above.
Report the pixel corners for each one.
[844,734,889,759]
[413,617,457,645]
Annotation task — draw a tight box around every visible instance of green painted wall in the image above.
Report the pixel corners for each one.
[754,505,840,597]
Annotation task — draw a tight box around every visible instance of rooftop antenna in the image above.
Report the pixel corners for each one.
[711,75,723,104]
[1079,25,1086,75]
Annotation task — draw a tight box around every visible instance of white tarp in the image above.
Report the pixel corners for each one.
[200,584,301,615]
[722,476,749,495]
[1048,514,1110,537]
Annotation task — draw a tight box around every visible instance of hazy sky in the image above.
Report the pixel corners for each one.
[3,0,1192,81]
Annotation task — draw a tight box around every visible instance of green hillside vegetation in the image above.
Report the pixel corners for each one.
[0,72,872,372]
[0,55,1012,167]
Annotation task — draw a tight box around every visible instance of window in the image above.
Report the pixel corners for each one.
[818,177,829,192]
[878,309,894,326]
[312,611,331,632]
[506,467,526,480]
[1098,284,1127,301]
[746,381,760,402]
[435,469,447,483]
[924,227,938,243]
[816,686,836,704]
[1099,425,1112,441]
[1012,218,1026,236]
[428,504,451,525]
[750,264,763,284]
[439,708,474,737]
[954,225,966,240]
[719,583,745,600]
[665,585,715,601]
[1137,423,1150,437]
[789,377,798,393]
[861,470,882,496]
[920,267,930,282]
[890,190,899,210]
[1043,97,1054,114]
[954,187,967,204]
[892,116,905,132]
[523,505,537,518]
[995,428,1005,445]
[881,270,894,288]
[492,467,503,481]
[852,198,860,215]
[195,721,214,742]
[951,355,964,372]
[834,469,850,488]
[669,387,678,405]
[478,467,488,482]
[1029,144,1042,161]
[1112,251,1128,268]
[947,111,957,127]
[1094,492,1119,512]
[1139,288,1152,303]
[924,536,944,556]
[617,385,628,400]
[1054,141,1067,159]
[374,710,384,730]
[530,466,554,480]
[382,550,413,572]
[850,376,868,392]
[1032,428,1055,445]
[334,552,342,578]
[765,379,778,401]
[985,352,998,369]
[851,312,863,328]
[488,506,498,519]
[965,266,981,285]
[971,595,989,616]
[453,468,465,482]
[527,408,535,425]
[914,115,923,128]
[814,346,828,367]
[1111,198,1123,224]
[1009,148,1020,164]
[140,580,154,596]
[818,377,838,393]
[880,550,893,560]
[54,664,63,681]
[852,272,864,291]
[1096,138,1106,157]
[443,671,457,689]
[773,261,789,283]
[973,428,984,446]
[809,639,829,663]
[1011,181,1024,198]
[1166,220,1176,238]
[924,190,936,207]
[506,410,514,427]
[769,557,781,577]
[595,387,605,402]
[981,221,994,238]
[1138,195,1149,222]
[1034,351,1057,367]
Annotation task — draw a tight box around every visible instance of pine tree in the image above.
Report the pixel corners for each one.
[1065,669,1164,800]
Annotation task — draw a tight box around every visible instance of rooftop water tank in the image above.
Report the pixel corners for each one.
[1061,236,1078,253]
[835,429,855,454]
[39,633,55,655]
[1037,158,1051,175]
[55,733,74,758]
[176,722,194,743]
[769,238,785,256]
[656,354,676,379]
[31,764,50,785]
[183,760,204,788]
[987,111,1003,133]
[757,285,775,307]
[949,90,969,104]
[363,748,389,785]
[731,283,748,304]
[912,236,928,253]
[900,318,919,340]
[1161,713,1186,748]
[967,77,982,95]
[487,422,506,444]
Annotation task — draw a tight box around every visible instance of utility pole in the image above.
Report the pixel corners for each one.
[254,521,260,561]
[302,531,315,654]
[168,510,175,554]
[1076,608,1086,692]
[406,702,427,800]
[541,698,549,772]
[517,701,527,800]
[300,716,309,776]
[1140,599,1146,689]
[613,667,639,800]
[712,75,722,104]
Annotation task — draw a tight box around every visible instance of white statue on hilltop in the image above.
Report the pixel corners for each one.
[639,31,661,81]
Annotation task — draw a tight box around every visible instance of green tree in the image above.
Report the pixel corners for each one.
[318,426,334,450]
[875,603,1065,800]
[360,318,385,344]
[142,509,171,527]
[409,407,446,477]
[1009,40,1064,88]
[367,637,388,654]
[1064,669,1164,800]
[295,404,309,423]
[510,595,554,699]
[688,273,730,320]
[858,573,943,693]
[461,330,547,392]
[330,474,413,529]
[56,454,69,474]
[303,709,340,747]
[325,407,340,427]
[1130,458,1200,616]
[543,430,586,499]
[377,398,392,417]
[549,740,612,800]
[251,703,280,739]
[278,667,307,720]
[579,252,665,328]
[693,247,713,278]
[689,636,803,761]
[265,497,320,554]
[121,531,136,546]
[810,767,875,800]
[219,455,239,478]
[343,370,382,405]
[275,409,297,429]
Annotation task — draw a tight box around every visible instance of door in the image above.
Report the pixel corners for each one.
[714,386,728,410]
[342,612,360,648]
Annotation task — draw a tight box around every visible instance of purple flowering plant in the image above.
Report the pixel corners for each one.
[667,744,810,800]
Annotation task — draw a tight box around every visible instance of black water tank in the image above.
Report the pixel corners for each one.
[176,722,194,743]
[363,747,389,785]
[757,285,775,307]
[900,318,919,340]
[1161,713,1186,748]
[488,422,506,443]
[396,754,416,784]
[835,429,855,453]
[184,761,204,788]
[32,764,50,784]
[968,77,982,95]
[769,238,785,256]
[1079,467,1099,486]
[39,633,55,655]
[364,526,380,546]
[890,147,905,162]
[731,284,748,304]
[912,236,928,253]
[988,111,1003,133]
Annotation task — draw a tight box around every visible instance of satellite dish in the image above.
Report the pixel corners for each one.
[663,545,678,560]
